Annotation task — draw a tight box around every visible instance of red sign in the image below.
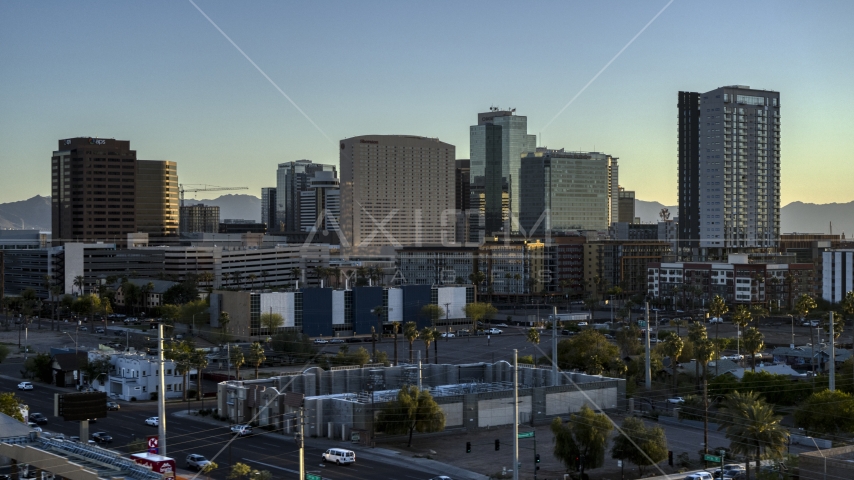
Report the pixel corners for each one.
[147,435,158,453]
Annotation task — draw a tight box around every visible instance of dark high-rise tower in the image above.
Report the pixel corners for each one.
[678,86,781,258]
[52,138,138,246]
[677,91,701,254]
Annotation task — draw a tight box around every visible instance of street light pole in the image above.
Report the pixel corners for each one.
[787,314,794,349]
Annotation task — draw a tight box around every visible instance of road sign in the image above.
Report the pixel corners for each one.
[147,436,159,449]
[306,474,322,480]
[703,454,721,463]
[518,431,535,439]
[638,321,647,327]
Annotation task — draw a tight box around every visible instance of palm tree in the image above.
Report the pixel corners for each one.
[732,305,751,361]
[695,337,715,456]
[248,342,266,379]
[583,296,599,322]
[372,306,386,343]
[73,275,85,296]
[330,267,341,288]
[230,347,245,380]
[717,391,788,478]
[192,349,209,401]
[247,274,258,289]
[794,294,818,375]
[708,295,729,375]
[525,327,540,364]
[49,285,63,332]
[291,267,302,288]
[259,270,268,288]
[661,335,684,396]
[420,328,436,364]
[199,271,215,292]
[403,321,418,363]
[469,271,486,303]
[750,304,769,328]
[742,327,765,372]
[672,318,685,338]
[391,321,401,366]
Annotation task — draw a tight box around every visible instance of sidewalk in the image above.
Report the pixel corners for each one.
[172,410,489,480]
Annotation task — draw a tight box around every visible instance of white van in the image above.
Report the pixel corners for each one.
[322,448,355,465]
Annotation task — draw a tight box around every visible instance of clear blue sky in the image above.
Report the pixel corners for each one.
[1,0,852,206]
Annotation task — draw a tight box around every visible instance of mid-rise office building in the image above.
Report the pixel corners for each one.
[678,86,781,258]
[261,187,277,231]
[136,160,179,240]
[276,160,337,232]
[51,138,178,247]
[518,149,619,233]
[470,109,537,234]
[340,135,455,254]
[617,187,636,224]
[822,249,854,304]
[51,138,137,246]
[299,170,340,233]
[180,204,220,233]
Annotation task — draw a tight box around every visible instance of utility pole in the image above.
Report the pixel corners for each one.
[829,312,835,392]
[645,302,651,390]
[298,407,305,479]
[417,350,422,391]
[158,323,167,456]
[551,306,558,386]
[513,349,519,480]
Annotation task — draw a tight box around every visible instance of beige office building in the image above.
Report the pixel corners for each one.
[340,135,456,255]
[136,160,179,239]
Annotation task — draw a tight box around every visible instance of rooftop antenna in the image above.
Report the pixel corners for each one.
[830,221,833,235]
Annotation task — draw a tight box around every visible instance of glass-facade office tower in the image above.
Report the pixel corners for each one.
[275,160,337,232]
[519,149,619,233]
[469,110,536,234]
[261,187,277,231]
[678,86,780,257]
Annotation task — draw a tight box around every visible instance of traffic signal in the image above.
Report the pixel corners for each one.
[495,439,500,451]
[668,450,673,466]
[535,454,540,463]
[575,456,580,472]
[466,442,471,453]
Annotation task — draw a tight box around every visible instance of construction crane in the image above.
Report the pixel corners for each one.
[179,184,249,208]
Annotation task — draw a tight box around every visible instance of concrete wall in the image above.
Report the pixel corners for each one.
[220,362,625,433]
[800,445,854,480]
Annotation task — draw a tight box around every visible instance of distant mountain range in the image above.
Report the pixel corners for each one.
[636,199,854,236]
[184,194,261,223]
[0,194,850,237]
[0,195,51,230]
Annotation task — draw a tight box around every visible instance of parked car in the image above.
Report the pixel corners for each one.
[313,338,329,344]
[186,454,212,471]
[457,329,471,336]
[91,432,112,444]
[484,328,503,335]
[683,472,713,480]
[230,425,252,436]
[493,323,509,327]
[29,413,48,425]
[106,401,120,411]
[345,337,361,343]
[713,464,745,478]
[709,317,724,324]
[330,338,345,344]
[145,417,159,426]
[94,327,105,334]
[561,329,576,336]
[666,397,685,404]
[18,381,34,390]
[440,332,455,338]
[322,448,355,465]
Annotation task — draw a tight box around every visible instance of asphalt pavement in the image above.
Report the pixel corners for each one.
[0,367,472,480]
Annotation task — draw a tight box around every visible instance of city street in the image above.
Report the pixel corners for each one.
[0,370,458,480]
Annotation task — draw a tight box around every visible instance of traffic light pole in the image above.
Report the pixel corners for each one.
[158,323,167,456]
[533,436,538,480]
